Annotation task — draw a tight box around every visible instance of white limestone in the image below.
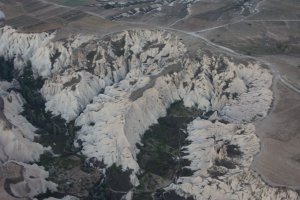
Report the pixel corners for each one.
[74,53,273,189]
[8,162,57,198]
[165,119,299,200]
[0,89,47,163]
[41,196,79,200]
[0,26,296,200]
[41,71,106,121]
[0,27,54,77]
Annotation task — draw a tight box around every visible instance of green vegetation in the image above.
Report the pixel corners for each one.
[15,63,80,154]
[137,115,193,178]
[1,57,127,199]
[207,166,227,179]
[87,164,133,200]
[40,153,80,170]
[1,57,198,199]
[0,59,54,134]
[215,158,236,169]
[50,50,61,67]
[275,42,290,53]
[155,190,195,200]
[0,57,14,81]
[135,101,198,198]
[111,36,126,57]
[0,57,94,198]
[167,101,199,118]
[226,143,243,157]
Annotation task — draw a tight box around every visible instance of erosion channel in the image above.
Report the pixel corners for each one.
[0,57,199,200]
[134,101,198,200]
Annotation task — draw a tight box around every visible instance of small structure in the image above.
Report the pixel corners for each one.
[0,10,5,27]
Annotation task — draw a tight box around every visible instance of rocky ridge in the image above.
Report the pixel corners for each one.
[166,120,299,199]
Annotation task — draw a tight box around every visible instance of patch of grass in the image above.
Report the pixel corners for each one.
[207,166,227,178]
[136,101,198,196]
[178,167,194,177]
[138,149,176,178]
[137,117,186,178]
[50,50,61,67]
[2,57,102,199]
[133,192,153,200]
[167,101,199,118]
[0,57,14,81]
[41,155,80,170]
[107,164,133,191]
[88,164,133,200]
[16,64,80,154]
[226,144,243,157]
[155,190,195,200]
[111,35,126,57]
[215,158,236,169]
[134,172,166,194]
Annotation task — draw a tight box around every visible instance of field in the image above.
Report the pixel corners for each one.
[63,0,88,7]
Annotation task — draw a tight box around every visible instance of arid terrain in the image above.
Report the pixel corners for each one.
[0,0,299,199]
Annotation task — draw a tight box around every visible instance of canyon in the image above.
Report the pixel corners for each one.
[0,0,300,199]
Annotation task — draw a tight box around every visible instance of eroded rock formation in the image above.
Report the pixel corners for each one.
[0,26,298,199]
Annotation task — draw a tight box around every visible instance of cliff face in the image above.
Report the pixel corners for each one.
[0,26,298,199]
[167,119,299,200]
[0,90,57,198]
[0,90,44,163]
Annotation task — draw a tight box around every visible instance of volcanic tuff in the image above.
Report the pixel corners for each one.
[0,26,298,199]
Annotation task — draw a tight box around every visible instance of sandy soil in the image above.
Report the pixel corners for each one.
[252,55,300,189]
[0,162,27,200]
[253,81,300,189]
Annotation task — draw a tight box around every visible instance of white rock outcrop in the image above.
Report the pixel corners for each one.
[74,52,273,189]
[0,88,47,163]
[41,71,106,121]
[0,27,55,77]
[0,84,56,199]
[0,26,297,200]
[165,119,299,200]
[0,27,186,122]
[42,196,79,200]
[0,161,57,199]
